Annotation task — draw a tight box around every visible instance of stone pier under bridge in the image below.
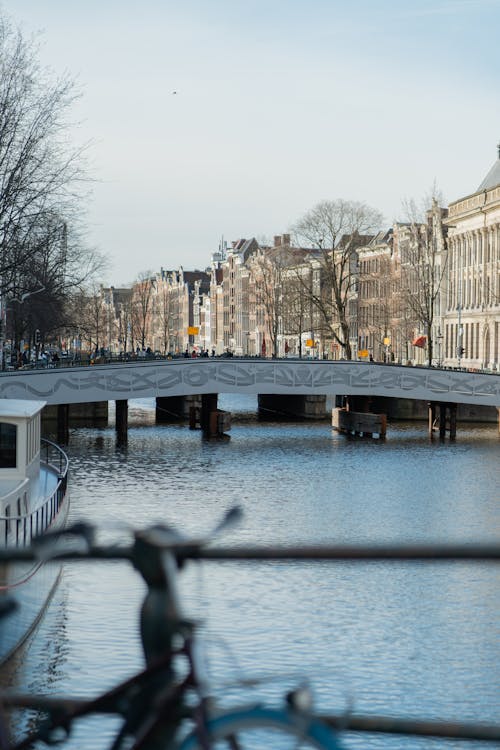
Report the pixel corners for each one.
[156,395,200,422]
[332,395,387,439]
[258,394,327,420]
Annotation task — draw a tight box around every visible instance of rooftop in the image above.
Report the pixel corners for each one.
[0,399,46,419]
[477,143,500,191]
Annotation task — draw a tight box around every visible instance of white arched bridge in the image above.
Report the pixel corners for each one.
[0,359,499,408]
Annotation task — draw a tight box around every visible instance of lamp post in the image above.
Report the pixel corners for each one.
[436,328,443,367]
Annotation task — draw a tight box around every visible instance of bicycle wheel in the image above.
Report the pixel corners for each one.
[178,704,342,749]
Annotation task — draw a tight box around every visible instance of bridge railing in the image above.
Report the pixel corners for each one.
[2,354,499,377]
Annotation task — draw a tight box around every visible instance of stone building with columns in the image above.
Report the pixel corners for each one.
[443,146,500,369]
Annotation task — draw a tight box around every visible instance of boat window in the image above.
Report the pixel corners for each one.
[0,423,17,468]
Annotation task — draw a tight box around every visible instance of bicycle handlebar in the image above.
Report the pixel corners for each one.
[1,541,500,565]
[0,516,499,565]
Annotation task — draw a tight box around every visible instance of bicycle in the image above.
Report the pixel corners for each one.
[0,509,345,749]
[1,509,499,749]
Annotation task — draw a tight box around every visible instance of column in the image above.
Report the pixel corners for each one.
[428,402,436,437]
[115,400,128,443]
[57,404,69,445]
[200,393,218,433]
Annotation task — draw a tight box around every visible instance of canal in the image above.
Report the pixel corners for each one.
[7,395,500,749]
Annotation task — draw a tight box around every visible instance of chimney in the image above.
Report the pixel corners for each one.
[274,235,282,247]
[282,234,290,246]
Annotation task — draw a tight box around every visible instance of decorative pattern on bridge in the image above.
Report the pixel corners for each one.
[0,360,499,407]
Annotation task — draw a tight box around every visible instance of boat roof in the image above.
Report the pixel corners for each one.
[0,399,46,419]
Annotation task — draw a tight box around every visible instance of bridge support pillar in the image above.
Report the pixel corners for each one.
[429,402,457,440]
[449,404,457,440]
[156,396,188,422]
[345,395,372,413]
[331,395,387,439]
[258,394,327,420]
[332,408,386,439]
[439,404,447,439]
[42,402,108,429]
[189,393,230,438]
[428,402,436,435]
[199,393,218,432]
[115,399,128,443]
[57,404,69,445]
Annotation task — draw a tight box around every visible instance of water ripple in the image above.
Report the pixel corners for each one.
[10,398,500,749]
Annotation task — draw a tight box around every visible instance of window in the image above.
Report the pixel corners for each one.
[0,423,17,468]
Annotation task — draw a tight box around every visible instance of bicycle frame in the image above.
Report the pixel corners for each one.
[0,518,499,748]
[1,525,212,750]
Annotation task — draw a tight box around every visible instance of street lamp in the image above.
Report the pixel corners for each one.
[436,328,444,367]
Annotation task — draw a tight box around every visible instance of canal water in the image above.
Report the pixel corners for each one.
[6,396,500,749]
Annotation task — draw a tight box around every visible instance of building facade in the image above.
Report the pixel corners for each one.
[443,148,500,369]
[90,150,500,371]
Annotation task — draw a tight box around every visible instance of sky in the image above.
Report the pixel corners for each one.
[2,0,500,285]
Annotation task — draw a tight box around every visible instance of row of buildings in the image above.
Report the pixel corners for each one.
[90,149,500,370]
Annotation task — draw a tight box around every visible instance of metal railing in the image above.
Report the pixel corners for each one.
[1,354,498,375]
[1,439,68,549]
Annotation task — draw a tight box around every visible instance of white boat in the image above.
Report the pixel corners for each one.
[0,399,69,665]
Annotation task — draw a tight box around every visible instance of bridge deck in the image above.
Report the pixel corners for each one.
[0,360,498,408]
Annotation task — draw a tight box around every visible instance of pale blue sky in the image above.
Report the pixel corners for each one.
[2,0,500,284]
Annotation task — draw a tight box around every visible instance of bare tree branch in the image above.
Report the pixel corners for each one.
[293,199,383,359]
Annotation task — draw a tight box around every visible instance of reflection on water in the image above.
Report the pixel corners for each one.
[8,396,500,749]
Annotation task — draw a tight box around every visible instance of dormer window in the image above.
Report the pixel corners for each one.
[0,423,17,468]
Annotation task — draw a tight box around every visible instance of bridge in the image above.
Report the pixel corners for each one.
[0,358,498,407]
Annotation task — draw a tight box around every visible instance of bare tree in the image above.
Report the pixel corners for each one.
[5,213,107,349]
[357,247,395,361]
[281,271,309,358]
[0,12,106,355]
[132,271,155,350]
[75,286,105,354]
[114,292,133,354]
[398,198,448,366]
[293,199,383,359]
[156,282,173,354]
[248,248,289,357]
[0,14,90,292]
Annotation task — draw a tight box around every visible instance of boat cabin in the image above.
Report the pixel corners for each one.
[0,400,69,665]
[0,400,45,482]
[0,400,49,540]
